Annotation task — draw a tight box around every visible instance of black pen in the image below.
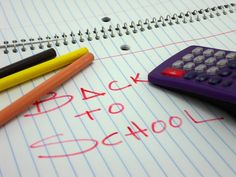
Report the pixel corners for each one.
[0,48,56,78]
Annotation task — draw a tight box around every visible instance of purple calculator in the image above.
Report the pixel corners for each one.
[148,45,236,110]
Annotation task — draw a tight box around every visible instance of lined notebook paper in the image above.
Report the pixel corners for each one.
[0,0,236,177]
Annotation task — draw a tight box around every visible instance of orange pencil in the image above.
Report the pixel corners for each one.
[0,52,94,127]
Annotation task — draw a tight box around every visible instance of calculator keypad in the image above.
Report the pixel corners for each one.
[232,73,236,79]
[182,54,194,62]
[222,80,233,87]
[206,66,219,75]
[228,61,236,69]
[219,70,232,77]
[192,47,203,55]
[193,55,205,64]
[214,51,225,59]
[148,45,236,106]
[203,49,214,57]
[172,60,184,68]
[226,52,236,60]
[161,68,186,77]
[195,74,208,82]
[216,59,228,68]
[163,46,236,88]
[208,77,222,85]
[194,64,207,73]
[205,57,217,66]
[183,62,195,70]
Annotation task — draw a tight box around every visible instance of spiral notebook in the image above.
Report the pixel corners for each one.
[0,0,236,177]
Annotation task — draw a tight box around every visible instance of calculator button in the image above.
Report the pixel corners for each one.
[203,49,214,57]
[206,66,219,75]
[216,59,228,68]
[182,54,194,62]
[194,64,207,73]
[218,70,232,77]
[221,80,233,87]
[204,57,216,65]
[184,71,197,80]
[193,55,205,64]
[196,74,209,82]
[208,77,222,85]
[183,62,195,70]
[161,68,186,77]
[232,73,236,79]
[228,61,236,69]
[226,52,236,60]
[172,60,184,68]
[192,47,203,55]
[214,51,225,59]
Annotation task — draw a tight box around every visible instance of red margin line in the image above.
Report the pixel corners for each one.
[95,29,236,61]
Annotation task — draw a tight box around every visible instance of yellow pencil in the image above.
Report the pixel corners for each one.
[0,47,88,92]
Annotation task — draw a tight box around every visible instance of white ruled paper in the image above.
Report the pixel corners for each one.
[0,0,236,177]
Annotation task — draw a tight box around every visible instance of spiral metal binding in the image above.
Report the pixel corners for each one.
[0,3,235,54]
